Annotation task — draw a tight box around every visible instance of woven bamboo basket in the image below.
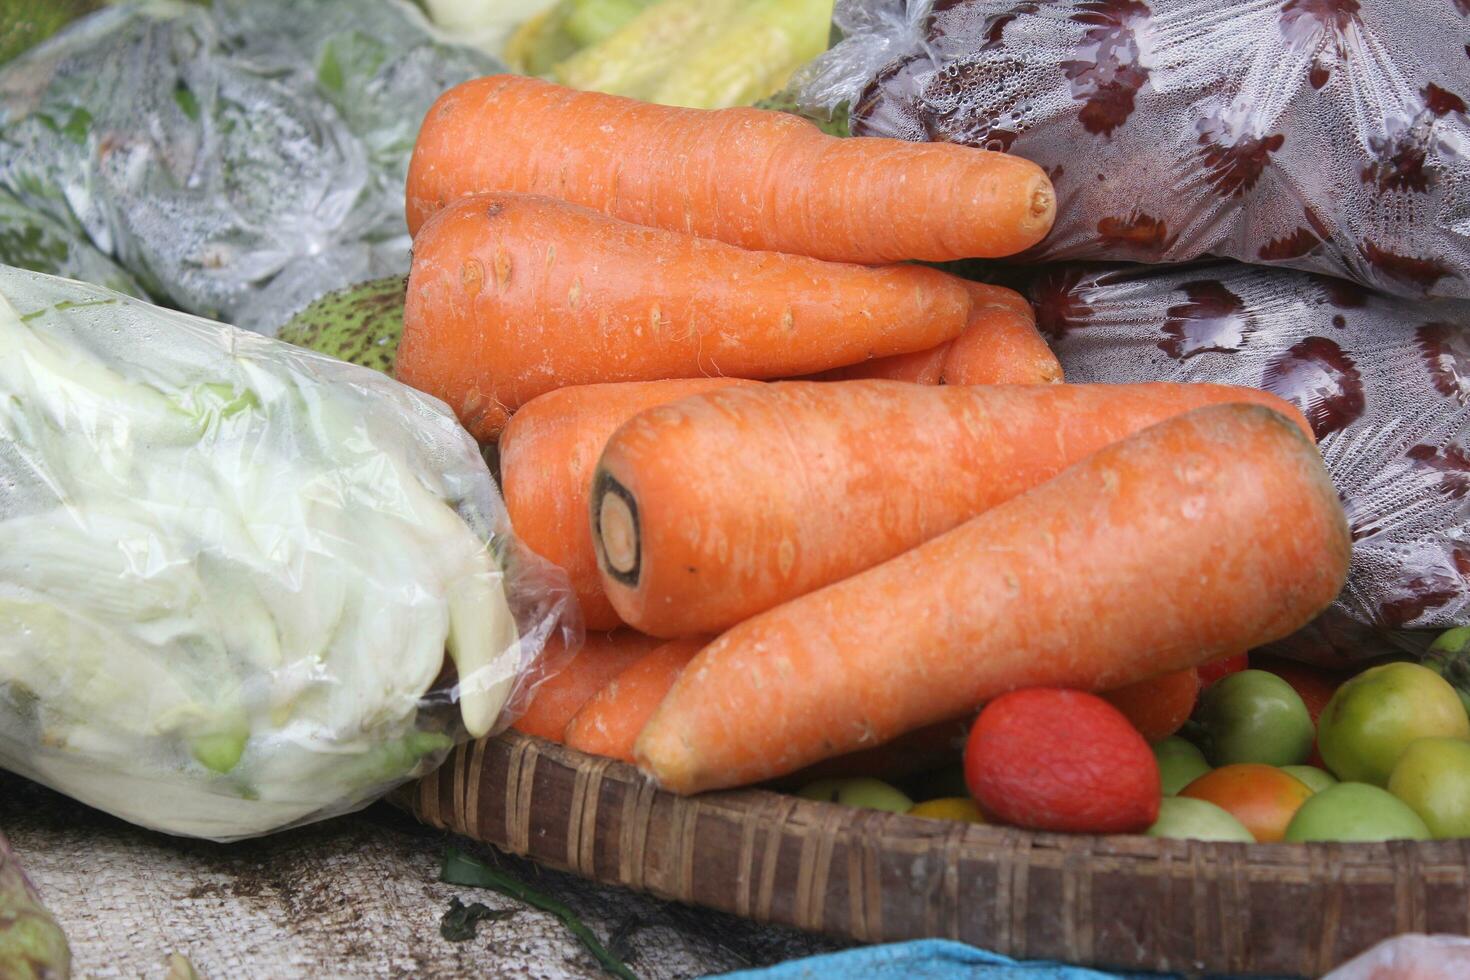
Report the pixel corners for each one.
[399,731,1470,977]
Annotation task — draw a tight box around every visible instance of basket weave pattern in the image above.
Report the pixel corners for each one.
[400,732,1470,976]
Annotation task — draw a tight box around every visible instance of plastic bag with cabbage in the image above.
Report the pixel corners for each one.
[0,265,574,841]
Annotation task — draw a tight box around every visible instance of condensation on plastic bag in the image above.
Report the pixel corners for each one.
[1323,935,1470,980]
[0,188,146,299]
[0,265,577,842]
[795,0,1470,300]
[1002,259,1470,666]
[0,0,500,335]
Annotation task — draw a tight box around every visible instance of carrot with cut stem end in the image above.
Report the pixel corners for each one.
[512,630,664,742]
[635,404,1352,794]
[563,637,708,762]
[406,75,1056,263]
[397,193,972,439]
[594,380,1316,638]
[501,379,758,630]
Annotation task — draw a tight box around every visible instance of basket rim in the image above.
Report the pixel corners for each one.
[494,731,1460,861]
[403,731,1470,977]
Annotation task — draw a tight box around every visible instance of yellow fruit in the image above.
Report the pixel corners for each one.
[907,797,985,824]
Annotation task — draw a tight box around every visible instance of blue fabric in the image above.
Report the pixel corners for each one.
[714,940,1168,980]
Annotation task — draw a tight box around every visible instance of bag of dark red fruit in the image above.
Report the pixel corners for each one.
[1008,259,1470,666]
[793,0,1470,300]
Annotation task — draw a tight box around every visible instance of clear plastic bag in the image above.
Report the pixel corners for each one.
[0,266,577,841]
[0,0,501,334]
[795,0,1470,300]
[1002,259,1470,665]
[0,188,146,299]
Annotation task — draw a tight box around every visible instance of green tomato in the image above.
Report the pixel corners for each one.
[1146,796,1254,842]
[1153,736,1210,795]
[1280,765,1337,794]
[1387,737,1470,839]
[1424,628,1470,719]
[1318,663,1470,785]
[1192,669,1314,767]
[1433,627,1470,648]
[797,777,913,813]
[1284,782,1431,842]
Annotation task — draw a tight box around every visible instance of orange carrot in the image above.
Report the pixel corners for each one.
[563,637,708,762]
[406,75,1055,264]
[397,193,972,439]
[810,282,1059,386]
[501,379,757,630]
[512,630,664,742]
[594,380,1316,638]
[940,283,1062,385]
[635,404,1352,794]
[1101,668,1201,742]
[811,344,950,385]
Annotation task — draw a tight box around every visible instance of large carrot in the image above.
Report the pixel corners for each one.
[635,404,1353,794]
[397,193,972,439]
[563,637,708,762]
[593,381,1315,637]
[512,629,664,742]
[405,75,1056,263]
[814,282,1061,386]
[501,379,758,630]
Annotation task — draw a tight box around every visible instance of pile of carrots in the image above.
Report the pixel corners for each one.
[398,75,1353,800]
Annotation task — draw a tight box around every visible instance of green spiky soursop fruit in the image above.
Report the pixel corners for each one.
[276,276,406,374]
